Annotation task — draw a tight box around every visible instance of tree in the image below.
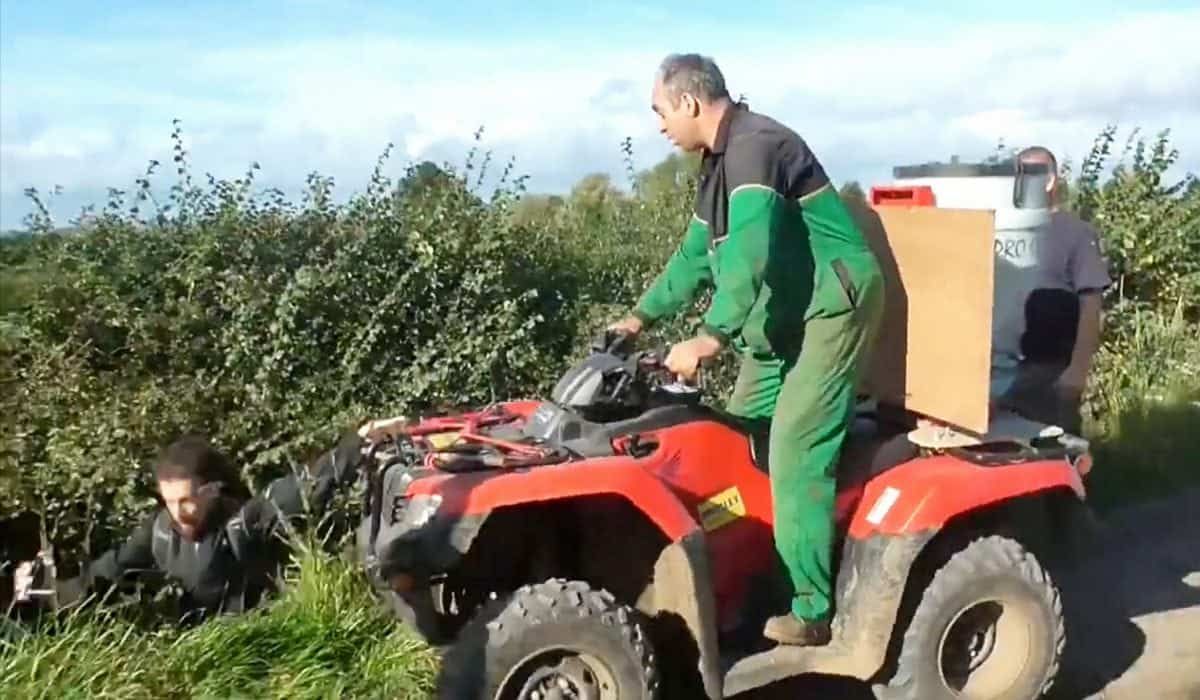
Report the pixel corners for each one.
[635,152,699,201]
[838,181,867,206]
[396,160,453,199]
[1066,126,1200,313]
[984,138,1017,166]
[509,194,565,227]
[570,173,623,211]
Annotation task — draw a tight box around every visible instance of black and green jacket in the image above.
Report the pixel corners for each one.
[633,103,881,357]
[84,431,366,621]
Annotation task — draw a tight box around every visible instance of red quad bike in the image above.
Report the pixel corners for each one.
[356,332,1095,700]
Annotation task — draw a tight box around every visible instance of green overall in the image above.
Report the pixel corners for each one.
[632,104,884,622]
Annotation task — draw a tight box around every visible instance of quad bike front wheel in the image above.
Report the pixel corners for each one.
[880,535,1065,700]
[437,579,658,699]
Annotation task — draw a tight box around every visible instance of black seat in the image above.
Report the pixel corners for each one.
[746,412,916,482]
[603,403,758,440]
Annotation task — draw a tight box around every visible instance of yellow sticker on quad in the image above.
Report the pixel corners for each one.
[698,486,746,532]
[425,432,461,449]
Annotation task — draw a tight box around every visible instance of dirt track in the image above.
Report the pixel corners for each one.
[1048,488,1200,699]
[740,489,1200,699]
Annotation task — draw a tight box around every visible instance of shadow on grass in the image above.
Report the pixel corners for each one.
[1085,394,1200,513]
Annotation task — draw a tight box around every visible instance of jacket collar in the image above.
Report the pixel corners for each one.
[709,101,746,155]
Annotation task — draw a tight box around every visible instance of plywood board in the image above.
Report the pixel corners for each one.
[849,204,995,435]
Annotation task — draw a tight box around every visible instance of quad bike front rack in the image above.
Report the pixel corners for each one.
[405,407,569,472]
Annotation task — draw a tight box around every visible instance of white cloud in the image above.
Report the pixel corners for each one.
[735,9,1200,186]
[2,8,1198,229]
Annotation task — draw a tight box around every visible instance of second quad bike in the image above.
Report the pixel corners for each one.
[355,333,1095,699]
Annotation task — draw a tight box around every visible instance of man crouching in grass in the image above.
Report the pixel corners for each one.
[40,416,407,624]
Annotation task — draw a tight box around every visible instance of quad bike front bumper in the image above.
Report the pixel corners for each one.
[356,492,490,644]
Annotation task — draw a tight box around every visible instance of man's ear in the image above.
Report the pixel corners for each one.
[681,93,699,117]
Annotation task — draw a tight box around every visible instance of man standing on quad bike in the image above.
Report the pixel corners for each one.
[609,51,883,648]
[609,53,884,647]
[30,417,406,622]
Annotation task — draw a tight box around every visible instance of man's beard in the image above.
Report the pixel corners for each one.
[174,496,236,541]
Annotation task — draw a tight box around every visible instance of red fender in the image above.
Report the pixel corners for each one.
[848,454,1085,539]
[406,458,702,542]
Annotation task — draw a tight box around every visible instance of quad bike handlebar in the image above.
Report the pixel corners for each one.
[359,330,706,477]
[593,328,638,356]
[592,329,704,395]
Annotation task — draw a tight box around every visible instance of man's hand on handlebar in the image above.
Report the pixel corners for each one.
[665,334,722,383]
[607,315,644,337]
[597,317,642,356]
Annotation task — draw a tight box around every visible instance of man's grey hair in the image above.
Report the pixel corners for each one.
[657,53,730,105]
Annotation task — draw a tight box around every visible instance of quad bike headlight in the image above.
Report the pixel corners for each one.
[373,493,447,584]
[401,493,443,529]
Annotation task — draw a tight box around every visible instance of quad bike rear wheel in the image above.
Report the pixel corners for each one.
[437,579,658,699]
[879,535,1064,700]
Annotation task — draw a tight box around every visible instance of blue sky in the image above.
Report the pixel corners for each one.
[2,1,1198,229]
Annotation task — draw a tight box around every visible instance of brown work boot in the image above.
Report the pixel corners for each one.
[763,613,832,646]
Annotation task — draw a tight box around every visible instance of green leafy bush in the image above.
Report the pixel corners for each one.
[1065,126,1200,316]
[1065,128,1200,396]
[1,132,594,562]
[1065,126,1200,508]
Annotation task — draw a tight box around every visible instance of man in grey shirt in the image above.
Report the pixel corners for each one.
[997,146,1112,434]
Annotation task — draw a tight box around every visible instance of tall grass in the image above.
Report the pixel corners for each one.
[0,544,438,699]
[1083,300,1200,511]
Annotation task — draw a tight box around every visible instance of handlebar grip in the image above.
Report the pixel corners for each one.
[608,330,634,353]
[594,329,636,355]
